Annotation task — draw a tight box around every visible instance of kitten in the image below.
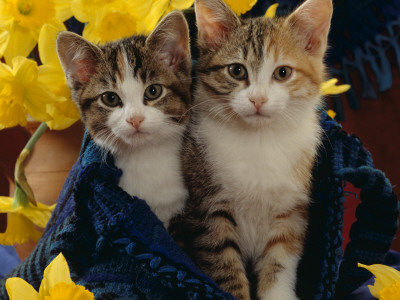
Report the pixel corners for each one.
[56,11,191,227]
[169,0,332,299]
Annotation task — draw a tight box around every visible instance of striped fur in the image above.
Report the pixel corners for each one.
[169,0,332,299]
[57,11,192,226]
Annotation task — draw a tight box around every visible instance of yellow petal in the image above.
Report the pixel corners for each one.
[47,282,95,300]
[265,3,279,18]
[125,0,153,20]
[359,263,400,298]
[46,100,80,130]
[70,0,89,23]
[321,78,351,95]
[142,0,170,33]
[83,10,139,44]
[39,253,72,297]
[0,196,13,210]
[0,90,28,129]
[0,213,42,245]
[19,202,55,228]
[6,277,40,300]
[380,281,400,300]
[12,56,38,84]
[224,0,257,15]
[3,23,38,64]
[39,19,66,67]
[0,30,9,57]
[170,0,195,10]
[327,109,336,119]
[55,0,73,22]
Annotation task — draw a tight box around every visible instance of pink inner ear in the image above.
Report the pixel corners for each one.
[74,58,97,84]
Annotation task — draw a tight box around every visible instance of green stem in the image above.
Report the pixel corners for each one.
[25,122,48,151]
[12,122,48,208]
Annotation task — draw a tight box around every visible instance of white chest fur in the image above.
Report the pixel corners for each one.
[114,141,187,227]
[198,114,320,259]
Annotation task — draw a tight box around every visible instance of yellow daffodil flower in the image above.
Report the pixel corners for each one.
[265,3,279,18]
[359,263,400,299]
[224,0,257,15]
[83,9,140,44]
[6,253,95,299]
[321,78,351,96]
[38,20,80,130]
[0,0,72,64]
[71,0,148,43]
[0,56,60,129]
[0,195,55,245]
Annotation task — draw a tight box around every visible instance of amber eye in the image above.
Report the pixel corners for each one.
[273,66,293,81]
[228,64,247,80]
[100,92,121,107]
[144,84,163,100]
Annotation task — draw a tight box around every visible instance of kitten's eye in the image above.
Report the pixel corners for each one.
[273,66,293,81]
[228,64,247,80]
[144,84,163,100]
[100,92,121,107]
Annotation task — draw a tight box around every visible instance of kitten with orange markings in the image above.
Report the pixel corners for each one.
[169,0,333,299]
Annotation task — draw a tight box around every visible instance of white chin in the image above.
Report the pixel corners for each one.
[242,113,272,126]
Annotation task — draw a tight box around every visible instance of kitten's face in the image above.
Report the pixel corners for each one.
[57,11,191,154]
[195,0,332,128]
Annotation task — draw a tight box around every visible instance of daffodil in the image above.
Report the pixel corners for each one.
[141,0,194,34]
[38,20,80,129]
[359,263,400,300]
[0,56,59,129]
[71,0,149,43]
[224,0,257,15]
[0,195,55,245]
[321,78,351,96]
[0,0,72,64]
[265,3,279,19]
[6,253,95,299]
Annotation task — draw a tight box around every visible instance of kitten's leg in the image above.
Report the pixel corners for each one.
[191,201,251,300]
[256,204,308,300]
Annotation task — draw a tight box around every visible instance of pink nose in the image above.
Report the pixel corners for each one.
[249,97,267,110]
[127,115,145,129]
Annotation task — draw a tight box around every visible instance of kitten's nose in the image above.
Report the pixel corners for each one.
[127,115,145,129]
[249,97,267,111]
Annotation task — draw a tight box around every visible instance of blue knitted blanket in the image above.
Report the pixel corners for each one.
[0,111,397,299]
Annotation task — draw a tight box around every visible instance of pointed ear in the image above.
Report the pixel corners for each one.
[56,31,103,89]
[145,11,190,73]
[195,0,240,48]
[286,0,333,56]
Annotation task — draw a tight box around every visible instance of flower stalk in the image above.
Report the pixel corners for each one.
[13,122,48,208]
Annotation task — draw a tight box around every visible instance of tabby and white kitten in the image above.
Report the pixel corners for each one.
[169,0,332,299]
[56,11,191,227]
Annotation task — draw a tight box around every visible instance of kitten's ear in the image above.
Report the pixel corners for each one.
[195,0,240,47]
[145,11,190,72]
[287,0,333,56]
[56,31,103,88]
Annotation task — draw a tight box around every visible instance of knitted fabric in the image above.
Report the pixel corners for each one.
[0,111,397,299]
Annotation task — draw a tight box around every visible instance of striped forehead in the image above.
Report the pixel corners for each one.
[113,45,145,107]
